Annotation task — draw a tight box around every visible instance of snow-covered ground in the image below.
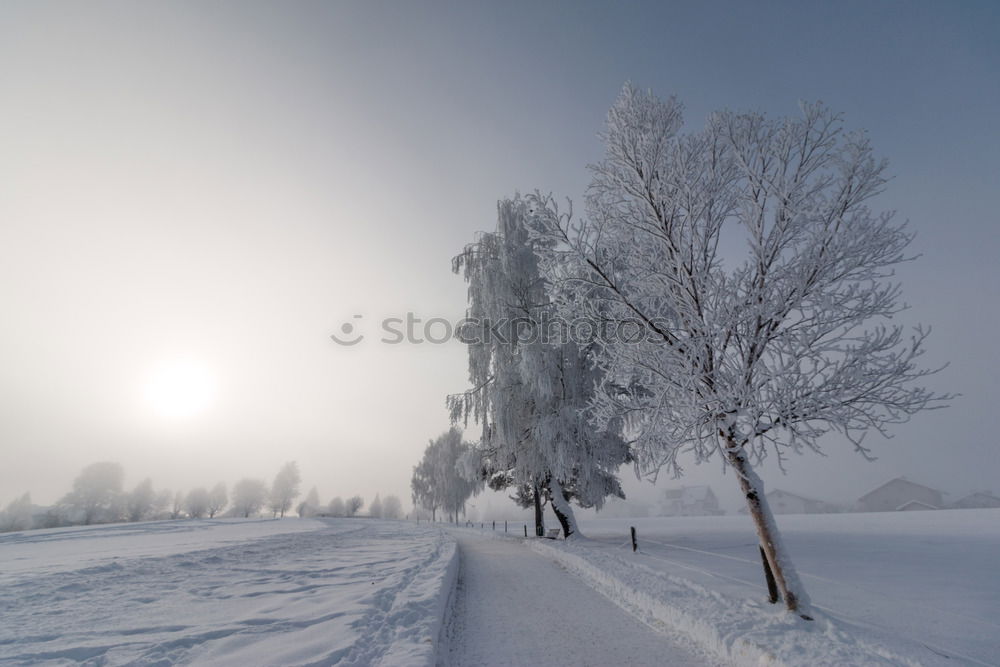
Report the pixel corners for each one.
[2,510,997,666]
[0,518,456,666]
[526,509,998,666]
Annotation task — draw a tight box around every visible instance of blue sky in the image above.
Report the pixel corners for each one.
[1,1,997,511]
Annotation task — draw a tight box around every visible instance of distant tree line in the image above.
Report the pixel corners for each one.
[314,493,403,520]
[0,460,403,533]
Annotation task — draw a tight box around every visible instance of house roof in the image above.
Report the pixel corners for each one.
[896,500,939,511]
[767,489,826,505]
[951,492,1000,505]
[858,477,943,503]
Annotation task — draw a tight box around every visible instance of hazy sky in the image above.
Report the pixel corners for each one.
[1,1,998,514]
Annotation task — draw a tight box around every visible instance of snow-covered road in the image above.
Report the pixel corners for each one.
[440,532,714,667]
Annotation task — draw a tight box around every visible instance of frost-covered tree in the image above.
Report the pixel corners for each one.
[327,496,345,517]
[297,486,320,517]
[269,462,301,518]
[126,478,157,522]
[184,487,210,519]
[368,493,382,519]
[450,198,630,538]
[512,321,632,538]
[410,456,440,521]
[382,494,403,520]
[207,482,228,519]
[411,429,480,523]
[531,84,949,614]
[154,489,173,519]
[170,490,185,519]
[1,493,33,532]
[60,462,124,525]
[345,495,364,517]
[232,478,268,518]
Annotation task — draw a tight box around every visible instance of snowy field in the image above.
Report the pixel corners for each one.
[0,518,456,666]
[523,509,999,666]
[2,511,998,666]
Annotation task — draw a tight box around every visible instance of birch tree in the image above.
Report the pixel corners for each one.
[411,429,480,523]
[297,486,320,517]
[382,494,403,519]
[530,84,948,614]
[410,455,440,521]
[170,490,184,519]
[269,461,301,518]
[345,495,364,517]
[232,478,268,518]
[184,487,210,519]
[207,482,228,519]
[450,198,630,538]
[1,493,33,532]
[327,496,345,517]
[61,462,124,525]
[126,478,157,522]
[368,494,383,519]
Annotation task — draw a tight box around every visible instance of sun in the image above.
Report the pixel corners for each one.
[144,360,217,419]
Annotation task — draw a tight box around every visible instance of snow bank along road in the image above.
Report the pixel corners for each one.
[565,511,1000,667]
[0,518,456,666]
[440,531,714,667]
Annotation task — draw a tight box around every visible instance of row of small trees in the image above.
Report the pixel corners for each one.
[441,84,947,616]
[1,460,407,532]
[311,493,403,519]
[0,461,305,529]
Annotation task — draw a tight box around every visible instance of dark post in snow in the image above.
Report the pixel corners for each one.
[505,520,508,533]
[630,526,638,552]
[760,546,779,604]
[524,524,528,538]
[493,520,495,531]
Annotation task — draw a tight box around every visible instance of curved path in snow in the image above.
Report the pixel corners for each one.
[440,532,715,666]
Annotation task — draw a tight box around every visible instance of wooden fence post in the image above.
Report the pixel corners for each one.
[630,526,638,552]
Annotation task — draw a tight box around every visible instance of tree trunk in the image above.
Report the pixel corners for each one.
[532,482,545,537]
[759,546,779,604]
[548,479,580,539]
[727,443,811,617]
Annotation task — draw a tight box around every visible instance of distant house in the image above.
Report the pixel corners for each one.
[765,489,832,515]
[660,486,722,516]
[857,477,944,512]
[949,492,1000,510]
